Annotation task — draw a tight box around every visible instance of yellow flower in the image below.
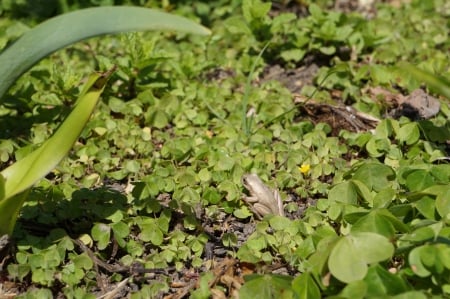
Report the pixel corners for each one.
[299,164,310,174]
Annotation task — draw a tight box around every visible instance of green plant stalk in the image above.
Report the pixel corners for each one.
[0,6,210,99]
[241,41,271,136]
[0,70,113,236]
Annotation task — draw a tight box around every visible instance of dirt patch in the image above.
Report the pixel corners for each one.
[365,87,441,120]
[262,63,320,94]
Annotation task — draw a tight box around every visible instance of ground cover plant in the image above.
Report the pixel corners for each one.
[0,6,209,237]
[0,0,449,298]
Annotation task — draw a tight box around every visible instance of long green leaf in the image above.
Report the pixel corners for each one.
[0,70,112,220]
[0,70,112,236]
[0,190,30,237]
[0,6,210,99]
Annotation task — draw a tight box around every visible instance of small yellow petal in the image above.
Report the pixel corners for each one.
[299,164,310,174]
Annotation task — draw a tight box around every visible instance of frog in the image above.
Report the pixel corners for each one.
[241,173,284,219]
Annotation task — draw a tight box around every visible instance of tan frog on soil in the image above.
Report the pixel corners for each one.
[241,174,284,219]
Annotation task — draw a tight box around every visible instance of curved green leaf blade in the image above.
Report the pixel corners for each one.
[0,190,29,237]
[0,6,210,99]
[1,70,111,199]
[0,70,113,235]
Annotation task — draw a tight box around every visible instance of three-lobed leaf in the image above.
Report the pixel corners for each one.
[328,232,394,283]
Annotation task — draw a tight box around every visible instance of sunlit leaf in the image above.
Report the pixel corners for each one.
[240,274,293,299]
[0,70,112,236]
[328,232,394,283]
[409,246,431,277]
[328,236,367,283]
[435,185,450,218]
[364,264,410,296]
[353,163,395,192]
[328,181,357,204]
[292,272,321,299]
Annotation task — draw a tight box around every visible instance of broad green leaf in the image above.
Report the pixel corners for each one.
[72,253,94,270]
[366,137,390,158]
[7,264,30,282]
[339,280,367,299]
[437,244,450,269]
[269,216,292,230]
[414,196,436,220]
[328,181,357,204]
[91,223,111,250]
[401,226,434,243]
[307,236,339,275]
[435,185,450,218]
[328,236,367,283]
[405,170,435,192]
[352,180,373,205]
[408,246,431,277]
[392,291,427,299]
[352,232,394,264]
[0,70,113,236]
[0,190,29,237]
[345,209,410,237]
[327,201,343,220]
[328,233,394,283]
[430,164,450,183]
[353,163,395,192]
[0,72,108,197]
[397,123,420,145]
[0,7,210,99]
[350,210,396,238]
[376,209,410,233]
[281,49,306,62]
[242,0,272,22]
[373,188,396,208]
[190,272,213,299]
[112,221,130,239]
[147,109,169,129]
[421,184,450,196]
[420,244,444,273]
[292,272,321,299]
[364,264,410,296]
[375,119,394,139]
[139,220,163,245]
[240,274,293,299]
[223,16,252,35]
